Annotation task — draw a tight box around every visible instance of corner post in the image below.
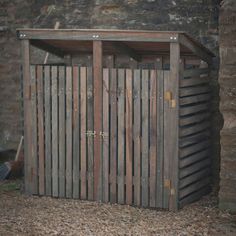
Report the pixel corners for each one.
[164,42,180,211]
[93,40,103,200]
[22,39,32,194]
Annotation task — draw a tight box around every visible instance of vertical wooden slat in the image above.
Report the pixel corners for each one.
[141,69,149,207]
[117,69,125,204]
[51,66,59,197]
[58,66,66,198]
[80,67,87,200]
[149,70,157,207]
[133,69,141,206]
[93,41,103,201]
[66,66,73,198]
[44,66,52,196]
[30,65,38,195]
[125,69,133,205]
[102,68,109,203]
[37,65,45,195]
[110,68,117,203]
[73,66,80,198]
[156,70,164,208]
[168,43,180,211]
[87,67,94,200]
[22,40,32,194]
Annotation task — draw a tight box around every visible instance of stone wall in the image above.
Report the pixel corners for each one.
[219,0,236,213]
[0,1,221,189]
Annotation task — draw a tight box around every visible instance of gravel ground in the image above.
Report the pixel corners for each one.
[0,181,235,236]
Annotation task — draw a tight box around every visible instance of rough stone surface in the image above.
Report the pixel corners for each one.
[0,1,221,191]
[219,0,236,213]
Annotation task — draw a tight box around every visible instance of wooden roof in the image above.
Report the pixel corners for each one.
[17,29,215,64]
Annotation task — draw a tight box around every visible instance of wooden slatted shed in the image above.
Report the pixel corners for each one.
[17,29,215,211]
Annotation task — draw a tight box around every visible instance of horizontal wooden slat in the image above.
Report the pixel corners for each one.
[180,112,211,126]
[180,77,210,87]
[179,167,211,189]
[180,140,210,158]
[180,121,211,137]
[180,93,211,106]
[180,86,210,97]
[180,103,210,116]
[179,185,211,208]
[183,68,209,77]
[179,148,211,168]
[179,158,211,179]
[179,130,210,147]
[179,177,211,199]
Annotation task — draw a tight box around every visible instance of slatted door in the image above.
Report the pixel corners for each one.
[26,65,169,209]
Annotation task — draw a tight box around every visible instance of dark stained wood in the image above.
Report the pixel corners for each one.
[180,77,210,87]
[73,66,80,198]
[44,66,52,196]
[37,65,45,195]
[180,103,210,116]
[180,93,211,106]
[149,70,157,208]
[183,68,209,77]
[58,66,66,198]
[125,69,133,205]
[51,66,59,197]
[180,121,211,137]
[110,68,117,203]
[133,69,141,206]
[30,65,38,195]
[80,67,87,199]
[117,69,125,204]
[66,67,73,198]
[87,67,94,200]
[93,41,103,201]
[102,68,110,203]
[180,112,211,126]
[141,69,149,207]
[179,86,210,97]
[22,40,32,194]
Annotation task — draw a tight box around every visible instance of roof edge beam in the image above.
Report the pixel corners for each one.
[179,34,212,65]
[30,40,65,58]
[112,42,141,62]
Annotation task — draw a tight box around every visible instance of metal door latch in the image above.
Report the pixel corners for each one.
[164,91,176,108]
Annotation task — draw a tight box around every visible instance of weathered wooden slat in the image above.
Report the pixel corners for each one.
[179,167,211,189]
[156,70,164,208]
[180,112,211,126]
[180,77,210,87]
[22,40,32,194]
[117,69,125,204]
[180,103,210,116]
[179,130,210,147]
[51,66,59,197]
[179,148,211,168]
[179,177,211,199]
[179,185,211,208]
[44,66,52,196]
[183,68,209,78]
[37,65,45,195]
[102,68,109,203]
[180,86,210,97]
[141,69,149,207]
[180,121,211,137]
[73,66,80,198]
[110,68,117,203]
[80,67,87,200]
[58,66,66,198]
[179,158,211,179]
[66,67,73,198]
[30,65,38,195]
[180,140,210,158]
[180,93,211,106]
[93,41,103,201]
[126,69,133,205]
[87,67,94,200]
[149,70,157,208]
[133,69,141,206]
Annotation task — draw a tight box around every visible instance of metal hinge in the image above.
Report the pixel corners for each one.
[164,179,176,196]
[164,91,176,108]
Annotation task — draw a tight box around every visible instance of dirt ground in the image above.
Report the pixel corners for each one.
[0,180,235,236]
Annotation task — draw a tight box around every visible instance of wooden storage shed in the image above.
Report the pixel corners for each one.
[17,29,214,211]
